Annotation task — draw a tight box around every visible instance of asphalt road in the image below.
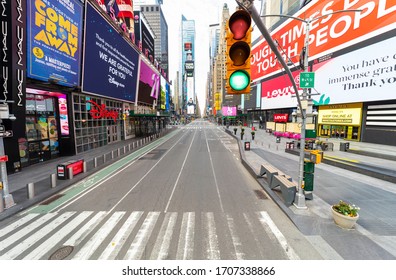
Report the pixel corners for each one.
[0,120,323,260]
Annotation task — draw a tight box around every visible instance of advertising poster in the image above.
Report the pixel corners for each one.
[137,58,160,105]
[82,2,139,102]
[261,70,302,110]
[160,77,166,110]
[251,0,396,82]
[27,0,83,87]
[222,106,237,116]
[166,83,170,111]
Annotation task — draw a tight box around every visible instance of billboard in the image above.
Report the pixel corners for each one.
[251,0,396,82]
[186,77,195,115]
[134,11,155,62]
[27,0,83,87]
[82,2,139,102]
[137,58,160,105]
[222,106,237,116]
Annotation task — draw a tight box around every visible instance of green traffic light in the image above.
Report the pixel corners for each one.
[229,70,250,91]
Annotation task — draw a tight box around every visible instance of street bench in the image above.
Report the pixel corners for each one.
[259,163,280,186]
[270,174,297,206]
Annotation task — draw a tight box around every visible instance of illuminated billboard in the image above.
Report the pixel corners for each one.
[251,0,396,82]
[27,0,83,87]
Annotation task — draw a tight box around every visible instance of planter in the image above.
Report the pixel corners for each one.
[331,207,359,229]
[241,134,244,140]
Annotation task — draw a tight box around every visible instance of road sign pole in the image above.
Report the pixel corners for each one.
[0,120,15,209]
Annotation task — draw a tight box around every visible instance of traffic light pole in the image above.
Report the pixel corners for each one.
[237,0,307,208]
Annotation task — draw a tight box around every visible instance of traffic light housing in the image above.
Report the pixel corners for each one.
[226,9,252,94]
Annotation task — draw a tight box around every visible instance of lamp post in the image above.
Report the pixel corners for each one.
[235,0,361,209]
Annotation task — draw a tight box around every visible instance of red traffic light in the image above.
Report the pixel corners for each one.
[228,10,251,40]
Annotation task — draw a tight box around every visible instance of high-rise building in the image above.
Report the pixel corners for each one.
[180,15,196,116]
[136,1,169,78]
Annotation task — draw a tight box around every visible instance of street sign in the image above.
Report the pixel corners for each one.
[300,72,315,88]
[0,130,13,138]
[0,155,8,162]
[0,125,4,132]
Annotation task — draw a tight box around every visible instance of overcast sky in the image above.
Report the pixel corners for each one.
[161,0,242,114]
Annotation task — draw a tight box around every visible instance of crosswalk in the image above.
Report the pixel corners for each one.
[0,211,299,260]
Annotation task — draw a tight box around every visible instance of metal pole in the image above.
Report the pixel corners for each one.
[0,132,15,209]
[51,173,57,188]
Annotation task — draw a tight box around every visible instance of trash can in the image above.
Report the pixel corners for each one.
[303,161,315,191]
[244,141,250,151]
[286,142,291,149]
[339,142,350,151]
[276,137,281,143]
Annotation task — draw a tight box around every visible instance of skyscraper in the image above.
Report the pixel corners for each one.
[136,0,169,78]
[180,15,195,116]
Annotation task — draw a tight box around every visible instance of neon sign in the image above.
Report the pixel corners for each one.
[87,100,118,122]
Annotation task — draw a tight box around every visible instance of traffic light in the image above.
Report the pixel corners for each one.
[226,9,252,94]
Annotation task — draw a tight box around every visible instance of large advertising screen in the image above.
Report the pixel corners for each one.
[137,58,160,105]
[27,0,83,87]
[82,2,139,102]
[251,0,396,82]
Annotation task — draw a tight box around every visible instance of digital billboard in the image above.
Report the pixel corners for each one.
[251,0,396,82]
[27,0,83,87]
[82,2,139,102]
[222,106,237,116]
[137,58,160,106]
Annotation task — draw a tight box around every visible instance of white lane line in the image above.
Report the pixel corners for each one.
[203,212,220,259]
[24,211,93,260]
[226,214,245,260]
[124,212,160,260]
[0,213,40,239]
[63,211,107,247]
[0,212,75,260]
[204,129,225,212]
[72,212,125,260]
[176,212,195,260]
[150,212,178,260]
[99,211,144,260]
[164,130,197,213]
[0,213,57,252]
[258,211,300,260]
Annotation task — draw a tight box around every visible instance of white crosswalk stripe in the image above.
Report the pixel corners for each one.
[0,211,304,260]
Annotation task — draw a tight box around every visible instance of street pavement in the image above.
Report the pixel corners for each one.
[1,122,396,259]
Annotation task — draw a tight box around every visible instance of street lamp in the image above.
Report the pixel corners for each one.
[236,0,361,209]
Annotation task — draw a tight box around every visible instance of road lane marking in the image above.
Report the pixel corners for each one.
[0,213,40,239]
[124,212,160,260]
[203,212,220,259]
[24,211,93,260]
[99,211,143,260]
[71,212,125,259]
[258,211,300,260]
[176,212,195,260]
[226,213,245,260]
[150,212,178,260]
[164,129,197,213]
[0,213,57,252]
[204,129,225,212]
[0,212,75,260]
[63,211,107,247]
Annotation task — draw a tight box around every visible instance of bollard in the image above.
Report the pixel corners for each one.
[103,153,106,163]
[133,142,135,149]
[27,183,35,199]
[124,146,126,154]
[83,161,87,173]
[111,150,114,159]
[68,167,73,180]
[94,157,98,168]
[117,148,120,157]
[51,174,57,188]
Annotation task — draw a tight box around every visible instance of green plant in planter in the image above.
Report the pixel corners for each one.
[251,131,255,135]
[332,200,360,217]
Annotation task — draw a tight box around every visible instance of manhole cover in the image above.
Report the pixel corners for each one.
[254,189,268,200]
[49,246,74,260]
[40,194,64,205]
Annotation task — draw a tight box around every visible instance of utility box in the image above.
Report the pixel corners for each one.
[303,161,315,192]
[340,142,350,151]
[57,159,84,180]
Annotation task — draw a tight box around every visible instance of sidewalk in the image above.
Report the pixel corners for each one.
[228,125,396,259]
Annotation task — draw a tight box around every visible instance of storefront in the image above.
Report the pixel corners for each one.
[19,88,70,167]
[317,103,362,140]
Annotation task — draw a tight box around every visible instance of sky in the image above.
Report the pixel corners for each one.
[161,0,243,114]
